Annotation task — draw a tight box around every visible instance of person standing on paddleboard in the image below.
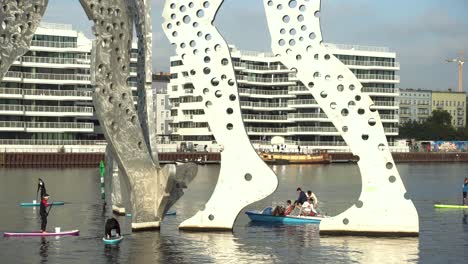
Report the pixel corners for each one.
[40,194,50,233]
[37,178,46,200]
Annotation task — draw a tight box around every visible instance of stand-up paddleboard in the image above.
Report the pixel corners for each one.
[434,204,468,209]
[102,236,123,245]
[3,230,79,237]
[20,201,65,207]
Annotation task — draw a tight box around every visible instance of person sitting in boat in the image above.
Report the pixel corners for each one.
[300,197,317,217]
[306,190,319,208]
[39,193,50,233]
[37,178,46,200]
[463,177,468,205]
[296,187,308,204]
[105,217,121,239]
[284,200,294,215]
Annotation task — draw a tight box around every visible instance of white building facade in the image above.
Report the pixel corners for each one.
[0,22,138,149]
[168,44,400,151]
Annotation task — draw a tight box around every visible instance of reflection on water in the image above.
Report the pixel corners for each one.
[1,164,468,263]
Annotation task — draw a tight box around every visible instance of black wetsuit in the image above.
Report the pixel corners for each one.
[105,218,121,238]
[37,179,46,199]
[39,199,48,231]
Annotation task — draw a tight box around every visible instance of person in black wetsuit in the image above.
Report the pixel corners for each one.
[37,178,46,200]
[39,193,50,233]
[105,218,121,239]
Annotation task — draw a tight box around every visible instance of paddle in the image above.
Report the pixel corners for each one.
[47,202,54,216]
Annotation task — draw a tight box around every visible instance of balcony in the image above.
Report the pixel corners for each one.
[234,62,290,72]
[373,100,399,109]
[288,86,309,95]
[288,99,319,108]
[15,56,90,68]
[324,43,392,53]
[0,121,94,132]
[238,88,293,98]
[339,59,400,69]
[3,71,91,85]
[236,75,296,86]
[242,114,289,123]
[355,74,400,83]
[0,104,93,117]
[288,126,340,135]
[0,88,92,101]
[287,113,328,121]
[245,126,288,135]
[361,87,399,96]
[0,139,107,145]
[31,40,77,49]
[240,101,293,111]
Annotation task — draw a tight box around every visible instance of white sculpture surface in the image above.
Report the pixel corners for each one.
[162,0,278,230]
[263,0,418,235]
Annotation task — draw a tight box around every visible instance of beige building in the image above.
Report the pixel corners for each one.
[432,90,466,128]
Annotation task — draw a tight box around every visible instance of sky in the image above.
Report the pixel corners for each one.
[42,0,468,91]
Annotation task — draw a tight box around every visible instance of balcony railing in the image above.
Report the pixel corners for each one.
[0,139,107,145]
[31,40,77,48]
[19,56,90,65]
[380,114,399,120]
[238,88,290,96]
[288,127,339,133]
[237,50,275,58]
[0,121,94,130]
[234,62,289,71]
[245,127,288,133]
[26,122,94,130]
[324,43,391,53]
[236,75,294,83]
[4,72,90,82]
[23,88,93,97]
[240,101,290,108]
[288,86,308,92]
[0,104,93,113]
[242,114,288,121]
[287,113,328,119]
[373,101,399,107]
[356,74,400,81]
[362,87,399,94]
[339,59,400,68]
[288,99,318,106]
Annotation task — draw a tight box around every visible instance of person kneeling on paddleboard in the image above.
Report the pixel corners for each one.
[40,194,50,233]
[463,177,468,206]
[105,218,121,239]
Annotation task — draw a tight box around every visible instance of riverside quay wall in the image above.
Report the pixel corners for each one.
[0,152,468,168]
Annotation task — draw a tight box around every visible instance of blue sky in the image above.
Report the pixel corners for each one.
[43,0,468,91]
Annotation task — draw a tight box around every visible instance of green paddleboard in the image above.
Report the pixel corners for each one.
[434,204,468,209]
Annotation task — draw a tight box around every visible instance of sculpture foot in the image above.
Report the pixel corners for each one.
[131,221,160,232]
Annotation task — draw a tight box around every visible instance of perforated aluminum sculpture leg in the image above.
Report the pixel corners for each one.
[163,0,278,230]
[80,0,196,230]
[0,0,48,79]
[263,0,418,235]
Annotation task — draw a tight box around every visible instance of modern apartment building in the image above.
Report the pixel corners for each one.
[0,22,138,147]
[432,89,466,128]
[398,89,432,124]
[152,72,172,143]
[168,44,400,150]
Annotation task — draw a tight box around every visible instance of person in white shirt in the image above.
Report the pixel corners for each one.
[301,197,317,216]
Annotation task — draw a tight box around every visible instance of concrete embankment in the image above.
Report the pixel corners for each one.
[0,152,467,168]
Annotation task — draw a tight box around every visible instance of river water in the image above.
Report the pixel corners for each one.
[1,163,467,263]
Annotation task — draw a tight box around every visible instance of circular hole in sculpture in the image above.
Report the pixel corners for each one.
[203,88,209,94]
[320,91,328,98]
[368,118,376,126]
[205,101,212,108]
[341,109,349,117]
[356,200,364,208]
[389,176,397,183]
[330,102,337,110]
[386,162,393,169]
[229,94,237,101]
[343,218,349,225]
[244,173,252,181]
[362,134,369,141]
[226,123,233,130]
[342,126,348,132]
[378,143,386,151]
[226,108,233,114]
[215,90,222,98]
[208,214,214,221]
